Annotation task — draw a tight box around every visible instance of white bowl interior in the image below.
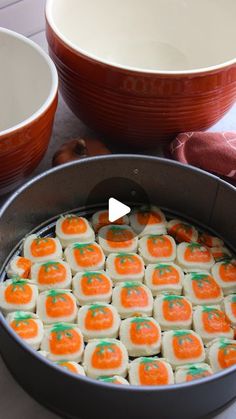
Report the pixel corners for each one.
[0,30,56,134]
[48,0,236,72]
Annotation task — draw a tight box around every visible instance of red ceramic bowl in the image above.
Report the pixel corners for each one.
[0,28,58,196]
[46,0,236,149]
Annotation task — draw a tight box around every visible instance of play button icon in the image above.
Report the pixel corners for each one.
[108,198,131,222]
[85,176,150,240]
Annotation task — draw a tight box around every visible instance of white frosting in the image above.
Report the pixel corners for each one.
[144,263,183,296]
[36,290,77,324]
[23,235,62,263]
[106,253,144,283]
[6,256,31,279]
[153,294,192,330]
[98,225,138,255]
[72,271,112,305]
[223,295,236,327]
[112,281,153,319]
[175,363,213,383]
[64,242,105,274]
[207,338,236,372]
[91,210,129,232]
[119,316,161,357]
[167,219,198,243]
[129,206,166,237]
[162,330,205,368]
[41,323,84,362]
[192,305,234,344]
[31,260,72,291]
[183,272,223,306]
[55,361,86,375]
[56,215,95,248]
[6,311,44,350]
[0,279,38,314]
[211,260,236,295]
[138,235,176,264]
[83,338,129,379]
[77,303,121,341]
[176,242,214,271]
[129,357,174,385]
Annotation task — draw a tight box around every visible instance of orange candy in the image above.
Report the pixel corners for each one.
[219,260,236,282]
[199,232,222,248]
[191,273,221,300]
[162,296,191,322]
[45,291,75,318]
[73,243,103,268]
[218,340,236,369]
[130,318,159,345]
[138,358,169,385]
[152,264,180,286]
[85,304,113,331]
[16,257,32,278]
[185,367,211,382]
[98,211,112,228]
[5,280,33,305]
[184,243,211,263]
[106,226,134,249]
[97,211,125,230]
[38,262,66,285]
[31,237,56,258]
[61,215,87,235]
[57,361,79,374]
[11,313,38,339]
[91,341,122,369]
[173,331,203,360]
[137,211,162,226]
[114,254,142,275]
[81,272,111,296]
[231,297,236,317]
[121,283,148,308]
[147,235,173,258]
[169,223,194,243]
[49,324,82,355]
[202,307,231,334]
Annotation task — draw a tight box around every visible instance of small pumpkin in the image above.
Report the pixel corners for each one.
[52,138,111,166]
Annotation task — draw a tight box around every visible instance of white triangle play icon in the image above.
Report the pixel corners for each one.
[108,198,131,223]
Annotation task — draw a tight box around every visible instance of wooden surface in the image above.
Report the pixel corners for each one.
[0,2,236,418]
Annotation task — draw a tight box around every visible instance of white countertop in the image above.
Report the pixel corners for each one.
[0,5,236,417]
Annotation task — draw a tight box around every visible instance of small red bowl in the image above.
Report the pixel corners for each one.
[0,28,58,195]
[46,0,236,149]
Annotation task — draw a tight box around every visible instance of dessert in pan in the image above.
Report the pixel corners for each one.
[1,209,236,386]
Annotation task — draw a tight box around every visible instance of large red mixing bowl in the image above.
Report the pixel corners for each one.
[46,0,236,148]
[0,28,58,195]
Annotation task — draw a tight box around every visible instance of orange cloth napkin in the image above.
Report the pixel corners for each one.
[169,132,236,184]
